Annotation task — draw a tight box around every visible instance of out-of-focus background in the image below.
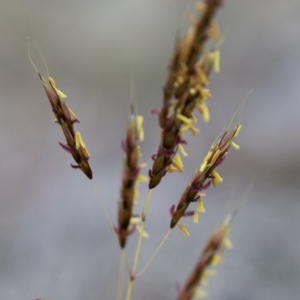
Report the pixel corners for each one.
[0,0,299,299]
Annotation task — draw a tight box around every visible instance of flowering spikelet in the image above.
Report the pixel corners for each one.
[28,44,92,179]
[177,212,234,300]
[149,0,223,189]
[170,123,241,228]
[117,101,146,248]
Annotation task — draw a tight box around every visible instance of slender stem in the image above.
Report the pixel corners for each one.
[125,189,153,300]
[125,279,134,300]
[91,180,131,273]
[136,229,172,278]
[125,220,145,300]
[132,221,146,277]
[92,180,115,234]
[143,189,153,216]
[116,250,125,300]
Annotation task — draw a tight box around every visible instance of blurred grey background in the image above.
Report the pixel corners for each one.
[0,0,299,299]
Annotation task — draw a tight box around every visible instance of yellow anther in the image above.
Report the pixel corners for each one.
[75,131,90,158]
[196,65,209,85]
[197,193,206,198]
[180,124,190,133]
[193,212,199,224]
[194,288,208,299]
[130,216,141,224]
[178,223,190,237]
[191,113,198,124]
[203,151,212,164]
[197,200,205,213]
[211,170,223,187]
[180,125,199,136]
[139,162,148,168]
[166,165,178,173]
[199,160,207,173]
[211,253,222,266]
[178,144,188,157]
[175,76,185,88]
[233,124,242,137]
[172,153,184,172]
[211,149,221,165]
[213,50,221,73]
[48,77,56,87]
[67,105,77,120]
[190,125,200,136]
[177,113,192,125]
[204,269,217,277]
[199,87,211,99]
[136,115,144,141]
[137,174,148,183]
[197,102,210,122]
[48,77,67,99]
[231,141,240,150]
[137,225,149,238]
[223,237,233,249]
[200,270,215,286]
[189,87,197,95]
[75,132,83,149]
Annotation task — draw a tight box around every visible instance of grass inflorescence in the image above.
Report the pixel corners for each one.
[29,1,246,299]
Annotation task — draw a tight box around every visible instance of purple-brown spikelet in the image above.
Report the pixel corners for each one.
[177,212,233,300]
[170,124,241,228]
[117,109,144,248]
[149,0,223,189]
[37,73,92,179]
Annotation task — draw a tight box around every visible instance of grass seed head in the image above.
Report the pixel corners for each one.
[170,122,241,228]
[149,0,223,190]
[28,41,93,179]
[117,105,145,248]
[177,211,233,300]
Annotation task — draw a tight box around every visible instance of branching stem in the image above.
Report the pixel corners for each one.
[125,189,153,300]
[136,229,172,278]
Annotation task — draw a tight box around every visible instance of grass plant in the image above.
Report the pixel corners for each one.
[29,1,246,299]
